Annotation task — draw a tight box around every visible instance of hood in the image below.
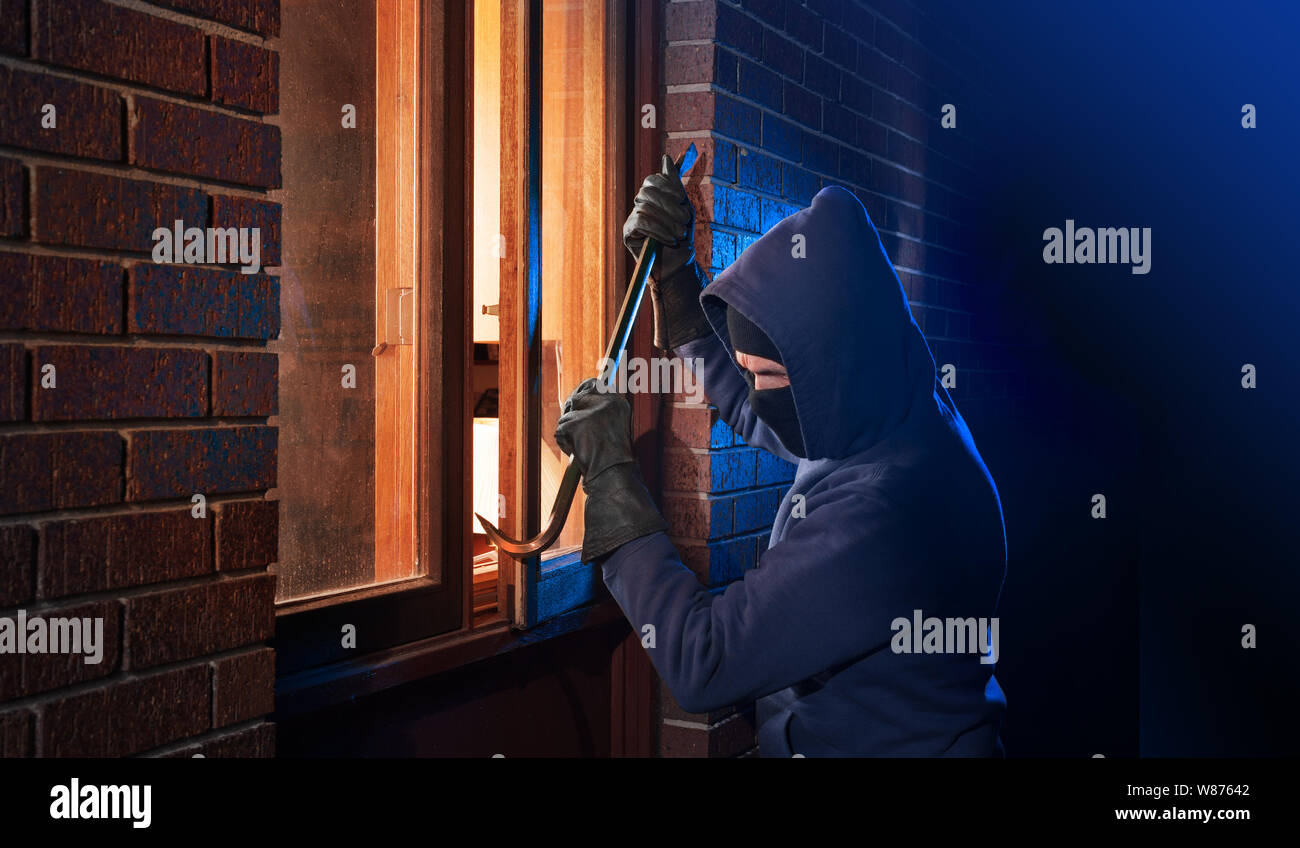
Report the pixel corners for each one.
[700,186,941,460]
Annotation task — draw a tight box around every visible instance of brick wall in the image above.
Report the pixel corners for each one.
[655,0,1012,757]
[0,0,281,758]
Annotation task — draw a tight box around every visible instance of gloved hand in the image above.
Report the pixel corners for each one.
[555,378,667,562]
[623,154,714,350]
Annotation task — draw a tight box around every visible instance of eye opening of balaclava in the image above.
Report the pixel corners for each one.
[726,304,806,458]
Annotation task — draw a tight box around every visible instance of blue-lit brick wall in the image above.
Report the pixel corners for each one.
[657,0,1019,757]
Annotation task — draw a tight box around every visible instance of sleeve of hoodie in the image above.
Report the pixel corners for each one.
[600,487,902,714]
[675,333,802,465]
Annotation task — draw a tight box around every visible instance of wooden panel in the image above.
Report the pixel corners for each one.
[616,0,661,758]
[497,0,538,625]
[375,0,419,583]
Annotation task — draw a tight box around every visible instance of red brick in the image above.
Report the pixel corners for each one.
[30,346,208,421]
[665,43,715,86]
[32,0,206,95]
[213,351,277,416]
[215,499,277,571]
[756,449,796,485]
[155,721,274,758]
[673,534,758,586]
[0,343,24,421]
[124,573,274,669]
[0,253,124,334]
[732,486,782,533]
[0,600,121,700]
[0,65,122,160]
[663,402,732,449]
[662,492,731,541]
[0,524,35,607]
[210,195,280,265]
[128,265,279,339]
[210,35,278,113]
[663,446,756,493]
[39,509,212,599]
[0,0,26,55]
[0,432,123,515]
[38,662,210,757]
[154,0,280,37]
[0,157,22,237]
[666,0,717,43]
[34,167,206,252]
[131,98,281,188]
[126,425,276,501]
[665,90,715,135]
[212,647,273,727]
[0,709,31,757]
[716,4,763,58]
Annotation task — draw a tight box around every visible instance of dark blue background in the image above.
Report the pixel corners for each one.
[933,0,1299,755]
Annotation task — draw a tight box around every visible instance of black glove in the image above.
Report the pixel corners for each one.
[554,378,667,562]
[623,154,714,350]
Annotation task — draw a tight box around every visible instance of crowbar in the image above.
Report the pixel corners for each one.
[477,143,698,558]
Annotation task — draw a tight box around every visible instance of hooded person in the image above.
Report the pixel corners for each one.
[554,156,1007,756]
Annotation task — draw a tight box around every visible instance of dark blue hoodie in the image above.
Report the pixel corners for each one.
[600,186,1007,756]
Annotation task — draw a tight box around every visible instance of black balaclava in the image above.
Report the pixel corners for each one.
[726,304,806,458]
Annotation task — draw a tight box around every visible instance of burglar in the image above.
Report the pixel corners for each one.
[554,156,1008,756]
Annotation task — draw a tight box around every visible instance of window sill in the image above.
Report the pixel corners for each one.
[273,597,627,719]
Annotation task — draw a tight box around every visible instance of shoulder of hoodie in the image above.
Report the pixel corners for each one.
[800,435,978,522]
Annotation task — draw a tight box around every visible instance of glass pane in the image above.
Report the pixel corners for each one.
[470,0,503,592]
[538,0,608,558]
[273,0,423,602]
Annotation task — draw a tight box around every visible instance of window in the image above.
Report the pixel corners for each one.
[474,0,626,627]
[273,0,463,674]
[274,0,634,682]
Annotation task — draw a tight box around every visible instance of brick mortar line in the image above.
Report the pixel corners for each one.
[135,717,270,758]
[0,55,277,124]
[0,333,277,351]
[668,529,770,546]
[660,717,707,730]
[1,640,273,716]
[0,242,284,273]
[661,485,788,499]
[0,143,280,198]
[0,492,272,528]
[664,706,752,732]
[0,416,274,438]
[663,444,755,455]
[1,568,273,623]
[662,483,787,495]
[110,0,275,46]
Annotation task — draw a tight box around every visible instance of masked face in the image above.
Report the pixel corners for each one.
[726,304,806,458]
[735,350,806,458]
[728,304,806,460]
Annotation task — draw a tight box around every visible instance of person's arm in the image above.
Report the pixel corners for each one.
[598,489,897,713]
